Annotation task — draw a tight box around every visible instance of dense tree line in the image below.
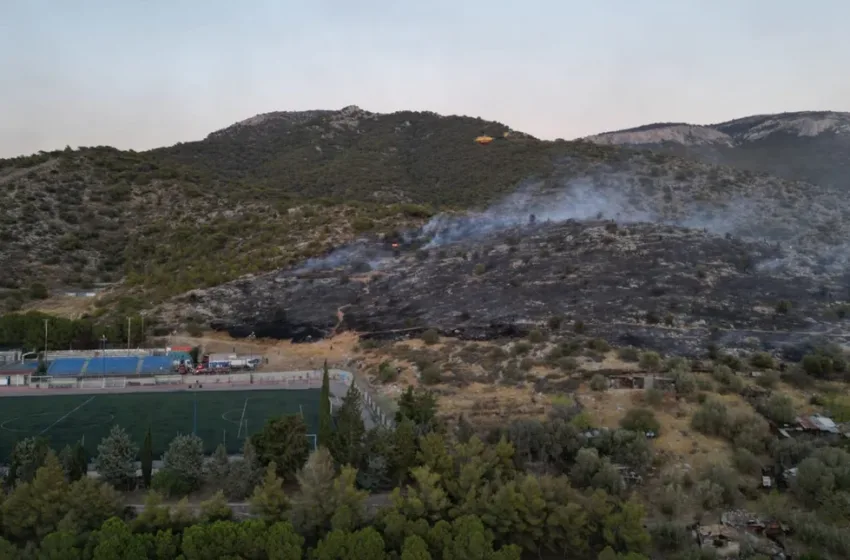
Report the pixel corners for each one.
[0,376,673,559]
[2,368,849,557]
[0,312,144,352]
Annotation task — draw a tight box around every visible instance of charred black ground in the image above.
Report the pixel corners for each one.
[163,219,850,356]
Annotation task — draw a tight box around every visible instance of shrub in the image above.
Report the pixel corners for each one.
[473,263,486,275]
[617,346,640,362]
[589,374,608,391]
[639,351,662,371]
[750,352,776,370]
[674,371,697,397]
[620,408,661,435]
[527,329,545,344]
[557,357,578,372]
[421,329,440,345]
[711,364,733,384]
[692,399,729,436]
[758,393,796,425]
[512,341,532,356]
[420,364,442,385]
[29,283,49,300]
[586,338,610,352]
[547,315,563,330]
[733,448,762,476]
[377,361,398,383]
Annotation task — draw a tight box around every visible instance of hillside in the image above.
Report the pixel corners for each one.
[161,218,850,357]
[2,106,849,326]
[584,110,850,190]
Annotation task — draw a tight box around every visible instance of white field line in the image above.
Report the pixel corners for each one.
[40,395,96,435]
[237,397,249,438]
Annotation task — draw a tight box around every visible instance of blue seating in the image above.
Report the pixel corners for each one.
[47,358,87,376]
[86,356,140,375]
[139,356,175,374]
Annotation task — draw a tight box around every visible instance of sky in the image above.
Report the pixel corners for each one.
[1,0,849,158]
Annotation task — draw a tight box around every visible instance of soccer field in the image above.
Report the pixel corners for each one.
[0,388,321,459]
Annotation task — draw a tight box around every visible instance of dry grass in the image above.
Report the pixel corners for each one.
[25,294,103,318]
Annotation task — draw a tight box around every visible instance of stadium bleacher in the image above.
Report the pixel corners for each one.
[86,356,140,375]
[38,353,187,377]
[140,356,175,374]
[47,358,87,376]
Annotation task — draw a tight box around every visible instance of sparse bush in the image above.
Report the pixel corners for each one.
[674,371,697,397]
[644,388,664,408]
[547,315,563,331]
[527,329,545,344]
[750,352,776,370]
[719,353,744,371]
[711,364,733,384]
[620,408,661,435]
[519,357,534,371]
[29,283,49,300]
[699,464,742,508]
[589,374,608,391]
[420,363,442,385]
[664,356,689,373]
[758,393,796,425]
[775,300,792,314]
[586,338,609,352]
[617,346,640,362]
[473,263,486,275]
[733,448,762,476]
[421,329,440,345]
[377,361,398,383]
[512,341,532,356]
[573,320,585,334]
[639,351,662,371]
[557,356,578,372]
[756,371,779,389]
[692,399,729,437]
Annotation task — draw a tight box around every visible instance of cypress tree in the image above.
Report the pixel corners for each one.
[71,441,88,481]
[141,427,153,488]
[318,360,333,448]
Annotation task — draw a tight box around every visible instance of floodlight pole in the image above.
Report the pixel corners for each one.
[100,335,107,377]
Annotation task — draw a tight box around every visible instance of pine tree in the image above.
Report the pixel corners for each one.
[141,428,153,488]
[94,425,138,490]
[331,383,365,466]
[318,360,333,448]
[249,462,290,522]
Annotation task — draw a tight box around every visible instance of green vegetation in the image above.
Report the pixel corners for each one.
[0,311,142,351]
[0,389,321,458]
[0,111,630,316]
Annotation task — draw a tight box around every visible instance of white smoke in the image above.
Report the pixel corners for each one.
[421,179,655,248]
[293,174,849,276]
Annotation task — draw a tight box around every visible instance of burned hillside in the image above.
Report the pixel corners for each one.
[163,219,850,356]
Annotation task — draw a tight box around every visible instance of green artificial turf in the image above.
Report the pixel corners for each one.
[0,389,321,459]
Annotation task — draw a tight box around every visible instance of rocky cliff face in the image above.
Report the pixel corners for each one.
[160,219,850,357]
[584,111,850,191]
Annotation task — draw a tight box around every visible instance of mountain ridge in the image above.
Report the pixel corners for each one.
[2,106,849,331]
[584,110,850,190]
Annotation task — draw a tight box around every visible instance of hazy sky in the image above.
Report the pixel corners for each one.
[1,0,848,158]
